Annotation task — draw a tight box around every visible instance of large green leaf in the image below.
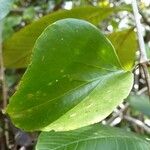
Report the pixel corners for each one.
[36,124,150,150]
[0,0,13,20]
[3,6,129,68]
[6,19,133,131]
[107,28,137,71]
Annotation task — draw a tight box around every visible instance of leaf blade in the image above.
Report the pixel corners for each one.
[6,19,133,131]
[36,124,150,150]
[3,6,129,68]
[107,28,137,70]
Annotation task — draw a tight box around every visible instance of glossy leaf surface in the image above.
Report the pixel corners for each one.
[36,124,150,150]
[3,6,129,68]
[6,19,133,131]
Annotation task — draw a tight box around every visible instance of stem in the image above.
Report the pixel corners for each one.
[0,23,7,109]
[140,63,150,97]
[0,20,6,150]
[106,103,129,125]
[0,21,10,149]
[124,115,150,134]
[131,0,150,96]
[131,0,148,63]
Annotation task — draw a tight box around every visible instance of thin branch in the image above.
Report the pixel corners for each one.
[124,115,150,134]
[131,0,150,97]
[137,86,147,95]
[140,63,150,96]
[131,0,148,63]
[105,103,129,125]
[0,21,10,149]
[0,20,6,150]
[0,22,7,108]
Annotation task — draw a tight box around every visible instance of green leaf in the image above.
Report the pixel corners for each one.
[3,16,22,40]
[23,6,36,21]
[128,94,150,117]
[3,6,129,68]
[0,0,13,20]
[107,28,137,70]
[6,19,133,131]
[36,124,150,150]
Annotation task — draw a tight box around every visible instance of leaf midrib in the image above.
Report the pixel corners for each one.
[9,70,123,117]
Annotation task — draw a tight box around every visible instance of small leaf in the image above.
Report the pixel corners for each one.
[3,6,130,68]
[128,94,150,117]
[6,19,133,131]
[0,0,13,20]
[23,7,36,21]
[36,124,150,150]
[107,28,137,70]
[3,16,22,40]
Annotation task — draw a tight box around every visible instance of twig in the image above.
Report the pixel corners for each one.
[0,23,7,108]
[0,20,6,150]
[124,115,150,134]
[140,63,150,95]
[137,86,147,95]
[133,66,140,91]
[106,103,129,125]
[131,0,147,63]
[131,0,150,97]
[0,21,10,149]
